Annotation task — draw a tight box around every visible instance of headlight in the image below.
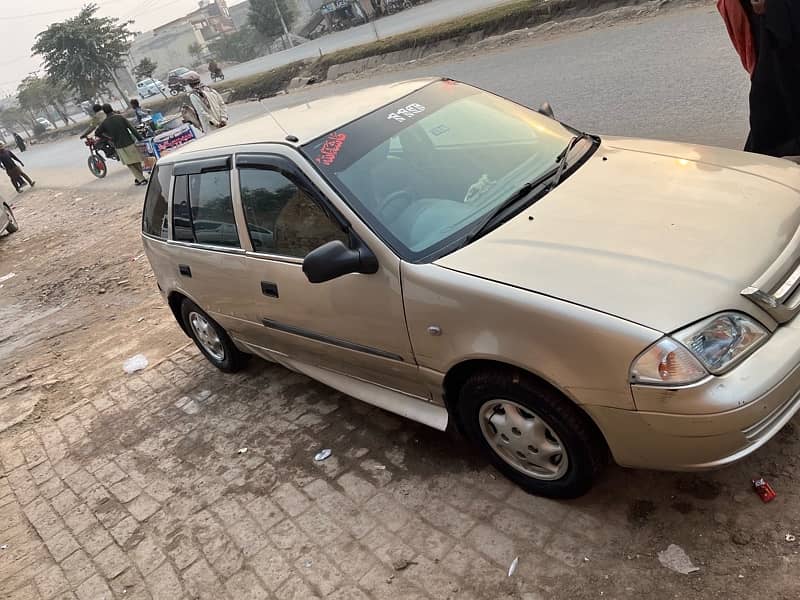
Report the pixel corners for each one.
[630,312,769,386]
[674,312,768,374]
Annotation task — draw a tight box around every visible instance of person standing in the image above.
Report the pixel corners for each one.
[0,141,34,192]
[183,71,228,134]
[94,104,148,186]
[12,132,26,152]
[130,98,151,124]
[719,0,800,157]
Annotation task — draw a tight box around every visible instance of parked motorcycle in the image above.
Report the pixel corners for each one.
[81,134,118,178]
[168,82,186,96]
[384,0,412,14]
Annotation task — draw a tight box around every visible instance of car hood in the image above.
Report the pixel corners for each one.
[436,138,800,332]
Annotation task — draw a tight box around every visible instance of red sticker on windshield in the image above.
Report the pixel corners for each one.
[315,132,347,167]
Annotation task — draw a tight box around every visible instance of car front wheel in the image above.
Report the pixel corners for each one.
[457,369,606,499]
[180,299,247,373]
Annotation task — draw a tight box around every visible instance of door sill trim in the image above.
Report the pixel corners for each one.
[239,340,448,431]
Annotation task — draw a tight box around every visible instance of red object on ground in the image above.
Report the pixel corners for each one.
[717,0,757,76]
[752,477,777,503]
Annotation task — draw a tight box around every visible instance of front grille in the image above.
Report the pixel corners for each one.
[742,238,800,323]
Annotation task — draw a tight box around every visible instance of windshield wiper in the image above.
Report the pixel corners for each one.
[550,132,593,189]
[458,132,595,250]
[459,172,554,248]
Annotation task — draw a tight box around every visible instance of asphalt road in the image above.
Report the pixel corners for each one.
[223,0,516,83]
[12,5,751,192]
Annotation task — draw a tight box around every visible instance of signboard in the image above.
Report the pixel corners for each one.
[135,123,199,173]
[152,123,197,157]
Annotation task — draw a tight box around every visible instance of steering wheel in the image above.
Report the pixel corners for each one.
[378,190,415,220]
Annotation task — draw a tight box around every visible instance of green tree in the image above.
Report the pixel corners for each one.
[0,106,33,138]
[208,26,268,63]
[32,3,134,105]
[16,76,75,128]
[133,57,158,80]
[188,42,204,66]
[248,0,295,41]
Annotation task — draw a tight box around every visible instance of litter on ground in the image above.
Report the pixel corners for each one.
[123,354,149,374]
[658,544,700,575]
[314,449,332,462]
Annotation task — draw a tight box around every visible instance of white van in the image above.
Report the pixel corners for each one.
[137,78,165,99]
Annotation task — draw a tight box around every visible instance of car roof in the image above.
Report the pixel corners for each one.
[160,77,439,163]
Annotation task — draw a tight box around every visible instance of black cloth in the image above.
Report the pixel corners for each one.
[94,114,142,148]
[742,0,800,156]
[0,148,23,171]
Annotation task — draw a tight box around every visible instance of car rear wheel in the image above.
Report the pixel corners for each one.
[3,204,18,233]
[457,369,606,499]
[180,299,247,373]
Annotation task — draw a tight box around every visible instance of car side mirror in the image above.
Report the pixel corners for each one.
[303,239,378,284]
[538,102,555,119]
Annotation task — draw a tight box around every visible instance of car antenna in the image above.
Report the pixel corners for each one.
[255,95,297,143]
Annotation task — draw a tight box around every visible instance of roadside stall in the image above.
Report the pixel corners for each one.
[135,121,199,175]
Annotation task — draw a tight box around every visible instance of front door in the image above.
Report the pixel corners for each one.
[232,154,427,399]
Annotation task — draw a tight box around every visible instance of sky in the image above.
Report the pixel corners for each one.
[0,0,247,97]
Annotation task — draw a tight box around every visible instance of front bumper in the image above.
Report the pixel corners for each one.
[585,317,800,471]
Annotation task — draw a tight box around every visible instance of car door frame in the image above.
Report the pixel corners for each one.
[226,142,431,400]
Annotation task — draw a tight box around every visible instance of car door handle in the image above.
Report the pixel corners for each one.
[179,265,192,277]
[261,281,279,298]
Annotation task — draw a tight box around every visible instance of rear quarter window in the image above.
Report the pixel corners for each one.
[142,164,173,238]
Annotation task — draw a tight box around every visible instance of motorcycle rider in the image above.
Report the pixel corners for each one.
[208,58,223,79]
[183,71,228,133]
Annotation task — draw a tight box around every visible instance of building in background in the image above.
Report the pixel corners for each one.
[130,0,237,76]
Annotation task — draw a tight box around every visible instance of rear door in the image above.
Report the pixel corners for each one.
[157,155,256,336]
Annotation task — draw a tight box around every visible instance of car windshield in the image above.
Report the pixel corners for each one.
[303,80,581,262]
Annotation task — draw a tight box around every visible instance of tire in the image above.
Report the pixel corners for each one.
[88,155,107,178]
[4,204,18,233]
[180,298,247,373]
[457,369,606,499]
[170,88,179,96]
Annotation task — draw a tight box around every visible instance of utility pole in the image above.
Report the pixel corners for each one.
[273,0,294,49]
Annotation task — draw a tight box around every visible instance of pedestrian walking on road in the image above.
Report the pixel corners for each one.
[718,0,800,157]
[12,132,26,152]
[94,103,148,186]
[0,142,34,192]
[183,70,229,133]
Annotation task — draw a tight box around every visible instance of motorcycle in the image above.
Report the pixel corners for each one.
[210,68,225,82]
[168,82,186,96]
[384,0,412,14]
[81,134,118,178]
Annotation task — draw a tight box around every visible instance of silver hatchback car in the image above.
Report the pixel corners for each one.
[143,78,800,498]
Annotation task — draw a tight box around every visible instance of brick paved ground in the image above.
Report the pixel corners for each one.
[3,346,800,600]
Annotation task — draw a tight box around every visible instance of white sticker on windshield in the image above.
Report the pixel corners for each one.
[387,103,426,123]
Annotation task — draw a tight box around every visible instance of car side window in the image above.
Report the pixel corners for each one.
[171,170,240,248]
[239,168,347,258]
[142,164,172,239]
